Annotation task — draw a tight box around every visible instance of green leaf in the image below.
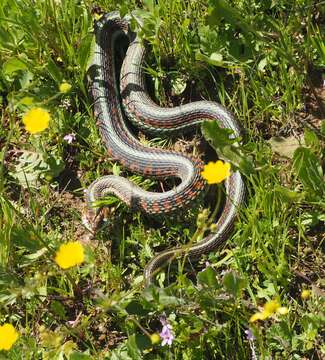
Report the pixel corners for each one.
[23,247,48,261]
[197,266,220,289]
[207,0,256,36]
[195,52,230,69]
[258,57,267,72]
[93,196,120,208]
[69,353,93,360]
[0,27,13,48]
[8,150,64,187]
[45,154,65,178]
[143,0,155,12]
[202,120,254,176]
[304,128,321,153]
[79,34,93,74]
[209,52,223,66]
[142,286,183,307]
[50,300,67,320]
[201,120,236,149]
[0,270,20,289]
[170,75,187,95]
[112,163,121,176]
[125,301,149,316]
[46,57,63,84]
[19,96,34,105]
[134,334,151,351]
[300,211,325,227]
[11,226,43,251]
[292,147,324,194]
[19,70,34,89]
[223,271,246,298]
[8,151,47,188]
[126,335,142,360]
[110,343,133,360]
[3,58,27,75]
[274,185,302,203]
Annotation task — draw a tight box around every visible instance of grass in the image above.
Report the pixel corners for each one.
[0,0,324,359]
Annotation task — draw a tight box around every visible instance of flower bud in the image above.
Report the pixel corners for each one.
[150,333,160,344]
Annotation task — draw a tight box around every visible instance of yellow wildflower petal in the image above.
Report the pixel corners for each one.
[201,160,231,184]
[22,107,50,134]
[277,307,289,315]
[55,241,84,269]
[249,312,265,322]
[0,323,19,351]
[263,300,280,316]
[150,333,160,344]
[59,82,72,93]
[259,311,270,319]
[301,289,311,300]
[94,13,103,20]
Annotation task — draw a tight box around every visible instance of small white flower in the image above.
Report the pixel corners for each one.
[59,98,72,110]
[63,133,76,144]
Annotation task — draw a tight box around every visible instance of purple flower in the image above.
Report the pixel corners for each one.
[63,133,76,144]
[245,328,255,341]
[160,325,174,346]
[159,317,175,346]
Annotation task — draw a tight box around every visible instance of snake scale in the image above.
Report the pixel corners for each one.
[85,12,245,285]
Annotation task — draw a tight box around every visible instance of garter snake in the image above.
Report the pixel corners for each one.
[85,12,245,285]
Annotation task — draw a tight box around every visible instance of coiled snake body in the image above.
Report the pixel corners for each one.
[85,12,245,285]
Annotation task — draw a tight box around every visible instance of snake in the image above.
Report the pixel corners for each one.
[85,12,245,286]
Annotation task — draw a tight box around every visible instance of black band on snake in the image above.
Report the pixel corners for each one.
[85,12,246,286]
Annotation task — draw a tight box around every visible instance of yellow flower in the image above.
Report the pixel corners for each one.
[249,312,267,322]
[263,300,280,316]
[55,241,84,269]
[301,289,311,300]
[94,13,103,20]
[59,82,72,93]
[249,300,284,323]
[201,161,231,184]
[277,307,289,315]
[22,107,50,134]
[0,323,19,351]
[150,333,160,344]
